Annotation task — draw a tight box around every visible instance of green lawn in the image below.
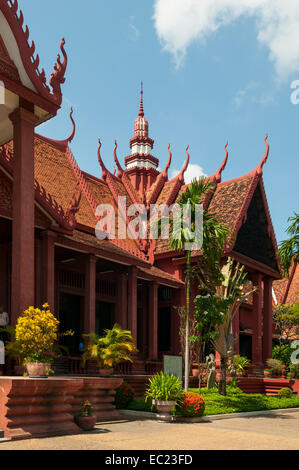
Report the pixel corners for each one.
[127,387,299,416]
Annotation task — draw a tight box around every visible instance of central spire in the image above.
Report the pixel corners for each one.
[139,81,144,117]
[124,81,159,193]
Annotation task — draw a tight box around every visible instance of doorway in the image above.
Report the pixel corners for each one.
[158,307,172,353]
[59,293,83,355]
[239,334,252,361]
[95,301,115,337]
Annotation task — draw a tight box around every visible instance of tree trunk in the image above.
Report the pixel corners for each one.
[184,251,191,392]
[218,356,227,396]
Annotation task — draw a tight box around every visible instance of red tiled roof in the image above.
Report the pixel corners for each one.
[273,263,299,305]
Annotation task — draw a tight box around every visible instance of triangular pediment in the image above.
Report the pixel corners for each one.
[0,34,20,82]
[234,182,279,271]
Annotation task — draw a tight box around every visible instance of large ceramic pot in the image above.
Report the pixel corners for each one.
[152,400,176,422]
[75,415,97,431]
[26,362,51,378]
[99,368,113,377]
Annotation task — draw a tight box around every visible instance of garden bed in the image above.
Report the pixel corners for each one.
[126,387,299,417]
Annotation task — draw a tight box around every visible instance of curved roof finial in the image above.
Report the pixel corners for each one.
[179,146,190,182]
[67,107,76,143]
[257,134,269,176]
[97,139,108,180]
[215,141,229,183]
[113,140,124,177]
[139,80,144,117]
[161,144,172,178]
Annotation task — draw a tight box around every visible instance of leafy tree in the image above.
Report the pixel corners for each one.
[158,177,231,391]
[272,303,299,351]
[278,213,299,276]
[212,258,256,396]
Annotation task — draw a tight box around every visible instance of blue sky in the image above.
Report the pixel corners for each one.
[19,0,298,243]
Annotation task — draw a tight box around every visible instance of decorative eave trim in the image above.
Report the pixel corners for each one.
[0,0,67,106]
[35,107,75,152]
[125,153,159,166]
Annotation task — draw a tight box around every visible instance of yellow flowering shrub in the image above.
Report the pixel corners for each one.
[15,303,59,360]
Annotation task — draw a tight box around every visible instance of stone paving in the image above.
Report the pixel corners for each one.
[1,410,299,450]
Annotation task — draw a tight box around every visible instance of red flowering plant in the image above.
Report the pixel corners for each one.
[77,399,93,417]
[115,382,135,409]
[176,392,205,417]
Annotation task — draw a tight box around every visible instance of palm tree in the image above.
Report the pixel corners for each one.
[279,212,299,276]
[160,177,231,391]
[82,324,137,369]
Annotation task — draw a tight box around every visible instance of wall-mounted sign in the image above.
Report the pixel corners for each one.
[163,355,183,382]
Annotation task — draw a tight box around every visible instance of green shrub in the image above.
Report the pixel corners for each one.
[145,372,183,402]
[176,392,205,417]
[278,387,293,399]
[288,363,299,379]
[114,382,135,409]
[272,345,292,370]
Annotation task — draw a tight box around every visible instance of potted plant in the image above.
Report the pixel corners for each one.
[191,363,199,377]
[145,371,183,422]
[74,400,97,431]
[82,324,137,376]
[230,355,251,377]
[266,358,283,378]
[15,303,60,378]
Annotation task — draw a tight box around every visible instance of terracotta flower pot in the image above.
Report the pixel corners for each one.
[75,415,97,431]
[264,370,271,378]
[26,362,51,378]
[99,368,113,377]
[192,367,199,377]
[152,400,176,422]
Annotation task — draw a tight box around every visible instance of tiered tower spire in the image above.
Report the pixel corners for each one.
[124,82,159,190]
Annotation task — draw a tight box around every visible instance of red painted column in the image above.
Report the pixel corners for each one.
[232,307,240,355]
[252,273,263,367]
[84,255,96,334]
[128,266,137,344]
[117,273,128,329]
[148,282,158,360]
[41,231,56,311]
[9,107,38,326]
[172,287,185,355]
[263,277,273,364]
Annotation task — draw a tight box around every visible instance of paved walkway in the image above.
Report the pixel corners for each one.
[1,410,299,450]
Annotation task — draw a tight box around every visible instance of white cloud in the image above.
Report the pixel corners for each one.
[153,0,299,81]
[170,163,207,184]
